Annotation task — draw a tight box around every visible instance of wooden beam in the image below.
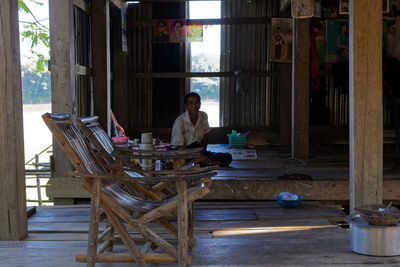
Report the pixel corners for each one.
[75,65,91,76]
[49,0,76,179]
[91,0,111,133]
[349,0,383,211]
[280,0,290,12]
[176,181,189,266]
[0,0,27,240]
[279,64,291,145]
[73,0,90,13]
[130,71,279,78]
[76,253,177,263]
[291,19,310,159]
[131,17,271,27]
[110,0,124,8]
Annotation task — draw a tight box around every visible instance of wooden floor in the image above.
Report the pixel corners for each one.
[216,144,400,181]
[2,202,400,266]
[205,144,400,201]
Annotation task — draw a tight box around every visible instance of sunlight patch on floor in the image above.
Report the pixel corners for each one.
[212,225,336,236]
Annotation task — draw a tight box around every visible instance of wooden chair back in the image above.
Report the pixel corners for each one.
[42,112,161,212]
[76,116,115,155]
[42,113,104,175]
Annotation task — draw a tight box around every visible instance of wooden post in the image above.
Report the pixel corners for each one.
[105,221,114,252]
[176,181,188,267]
[188,202,195,249]
[349,0,383,211]
[49,0,75,179]
[0,0,27,240]
[87,179,101,266]
[91,0,111,134]
[279,64,292,145]
[110,3,129,132]
[173,158,188,266]
[291,19,310,159]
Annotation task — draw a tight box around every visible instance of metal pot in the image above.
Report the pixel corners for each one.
[345,215,400,256]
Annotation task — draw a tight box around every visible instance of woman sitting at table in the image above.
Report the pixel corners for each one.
[171,92,232,167]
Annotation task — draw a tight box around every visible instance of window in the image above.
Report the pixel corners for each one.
[189,1,221,127]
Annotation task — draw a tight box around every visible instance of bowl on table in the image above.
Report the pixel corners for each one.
[112,136,129,144]
[276,193,304,209]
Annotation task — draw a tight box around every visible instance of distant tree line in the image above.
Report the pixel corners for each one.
[21,66,51,104]
[191,53,220,100]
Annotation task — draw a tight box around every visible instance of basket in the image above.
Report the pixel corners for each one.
[354,204,400,226]
[227,134,247,147]
[363,215,399,226]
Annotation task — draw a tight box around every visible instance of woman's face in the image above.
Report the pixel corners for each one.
[341,24,347,33]
[389,25,395,35]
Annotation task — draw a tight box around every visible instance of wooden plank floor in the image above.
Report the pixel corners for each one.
[217,144,400,181]
[2,202,400,266]
[204,144,400,201]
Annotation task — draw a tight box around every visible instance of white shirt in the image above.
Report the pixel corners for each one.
[171,111,211,146]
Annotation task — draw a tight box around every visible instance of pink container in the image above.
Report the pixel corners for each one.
[112,136,129,144]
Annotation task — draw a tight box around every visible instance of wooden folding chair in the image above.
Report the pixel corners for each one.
[42,113,216,266]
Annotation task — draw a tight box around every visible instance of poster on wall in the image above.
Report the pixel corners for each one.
[170,20,186,43]
[326,20,349,63]
[291,0,314,18]
[338,0,349,14]
[312,20,326,65]
[269,18,292,63]
[153,20,170,42]
[187,24,203,42]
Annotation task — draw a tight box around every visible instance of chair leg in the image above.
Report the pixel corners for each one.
[103,207,146,267]
[156,218,178,236]
[100,192,179,260]
[87,179,101,267]
[188,202,195,249]
[176,180,189,267]
[105,220,114,252]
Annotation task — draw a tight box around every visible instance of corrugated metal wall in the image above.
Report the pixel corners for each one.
[220,0,279,127]
[127,3,153,128]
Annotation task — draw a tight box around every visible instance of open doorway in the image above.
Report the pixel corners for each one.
[189,1,221,127]
[19,0,52,206]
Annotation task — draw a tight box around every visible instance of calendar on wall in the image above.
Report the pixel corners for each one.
[292,0,314,18]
